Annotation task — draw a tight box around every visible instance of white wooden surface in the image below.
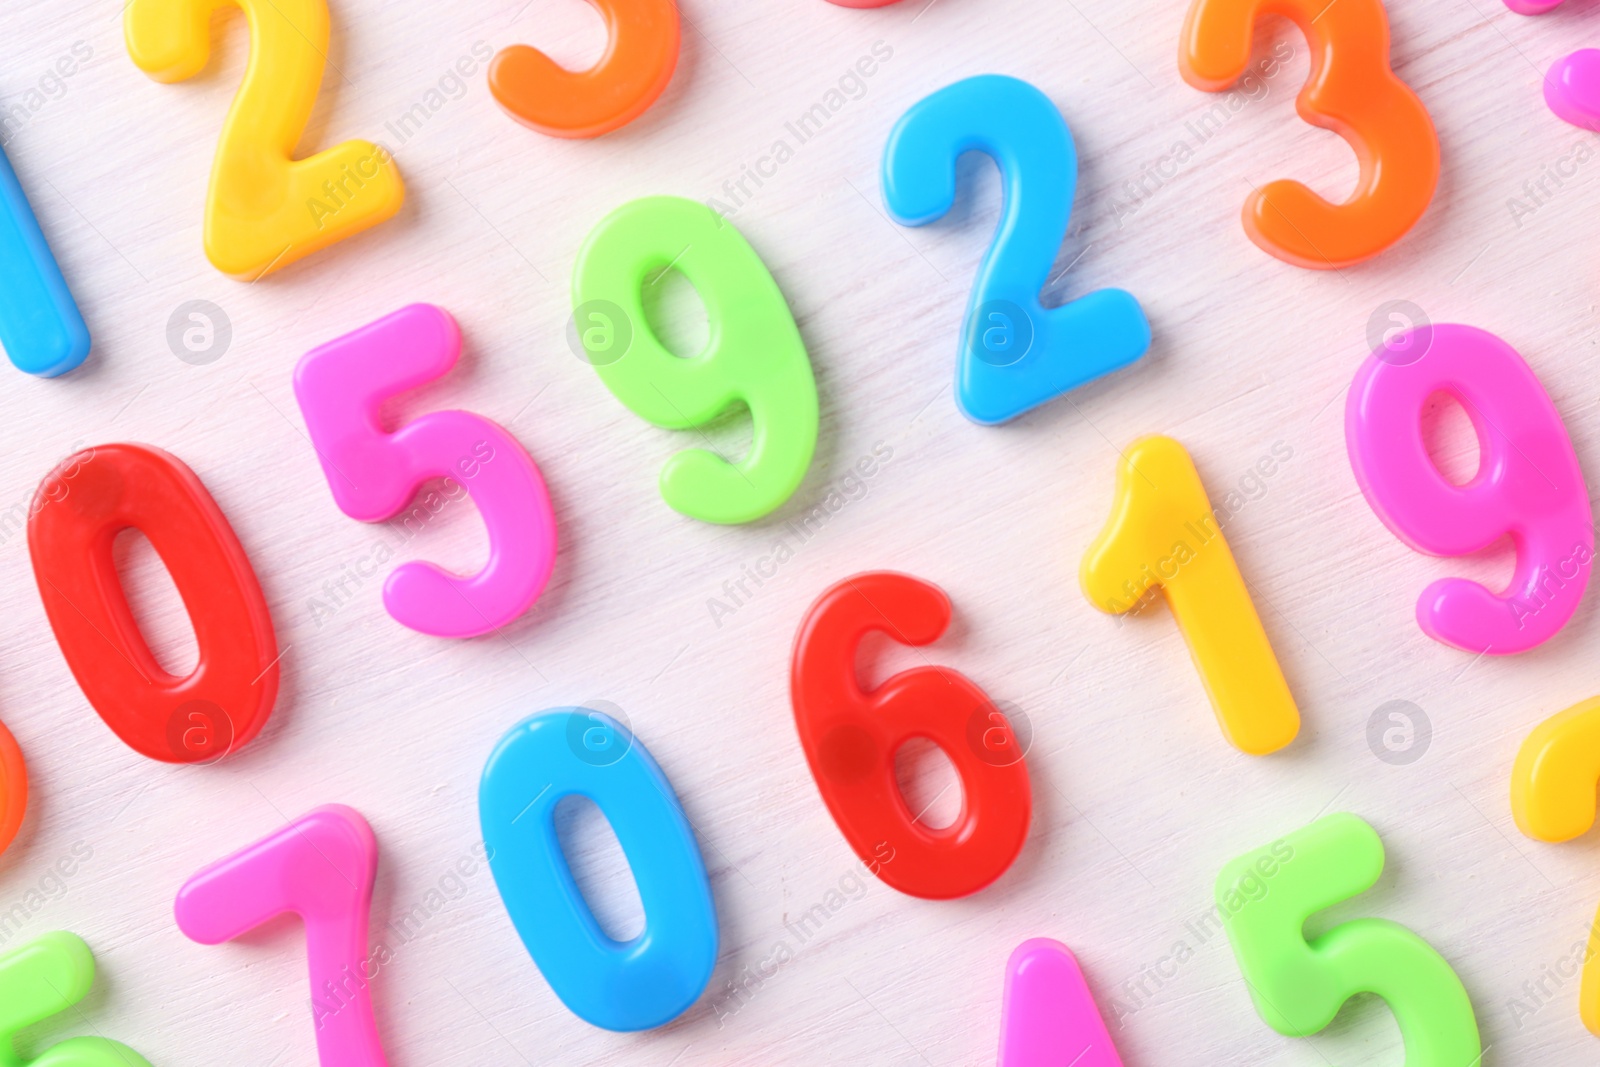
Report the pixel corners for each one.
[0,0,1597,1062]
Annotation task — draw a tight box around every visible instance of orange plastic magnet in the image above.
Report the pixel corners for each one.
[0,721,24,859]
[1178,0,1439,268]
[490,0,680,138]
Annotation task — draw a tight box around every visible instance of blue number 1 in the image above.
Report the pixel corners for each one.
[0,144,88,377]
[883,74,1148,425]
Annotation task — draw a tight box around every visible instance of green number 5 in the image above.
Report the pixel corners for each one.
[1217,813,1480,1066]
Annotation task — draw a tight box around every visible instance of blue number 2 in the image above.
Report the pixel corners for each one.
[479,707,717,1031]
[883,74,1148,425]
[0,144,88,377]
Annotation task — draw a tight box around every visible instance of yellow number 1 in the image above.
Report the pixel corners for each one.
[1079,435,1298,755]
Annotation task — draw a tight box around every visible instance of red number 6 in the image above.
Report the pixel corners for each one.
[790,571,1030,899]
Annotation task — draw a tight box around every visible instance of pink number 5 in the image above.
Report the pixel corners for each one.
[1346,323,1591,653]
[175,805,388,1067]
[295,304,557,638]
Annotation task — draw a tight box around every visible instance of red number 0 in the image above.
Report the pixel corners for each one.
[789,571,1030,899]
[28,444,279,763]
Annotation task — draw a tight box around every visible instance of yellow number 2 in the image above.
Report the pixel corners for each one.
[1080,435,1299,756]
[126,0,403,279]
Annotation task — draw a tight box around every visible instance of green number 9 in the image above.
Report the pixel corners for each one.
[572,196,819,524]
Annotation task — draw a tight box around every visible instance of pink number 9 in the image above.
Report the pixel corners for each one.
[1345,323,1591,654]
[295,304,557,638]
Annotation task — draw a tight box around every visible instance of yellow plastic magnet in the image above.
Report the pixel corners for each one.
[1080,435,1299,755]
[1513,696,1600,844]
[125,0,404,279]
[1511,695,1600,1034]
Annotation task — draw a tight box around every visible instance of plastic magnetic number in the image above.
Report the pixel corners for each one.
[1346,324,1591,654]
[1080,435,1298,755]
[125,0,403,278]
[480,708,717,1031]
[0,145,89,377]
[790,571,1031,899]
[572,196,818,524]
[882,75,1149,425]
[1218,813,1481,1065]
[1499,0,1600,130]
[1179,0,1439,268]
[0,932,154,1067]
[998,940,1123,1067]
[0,720,24,860]
[295,304,557,638]
[1511,695,1600,1032]
[490,0,679,138]
[176,805,388,1067]
[28,443,279,764]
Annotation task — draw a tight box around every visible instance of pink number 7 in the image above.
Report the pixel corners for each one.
[175,805,388,1067]
[295,303,558,638]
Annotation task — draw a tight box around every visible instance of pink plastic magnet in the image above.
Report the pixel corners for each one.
[999,939,1123,1067]
[295,304,557,638]
[175,805,389,1067]
[1346,323,1592,654]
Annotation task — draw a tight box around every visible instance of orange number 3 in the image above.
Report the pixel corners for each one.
[1178,0,1439,269]
[125,0,404,279]
[490,0,680,139]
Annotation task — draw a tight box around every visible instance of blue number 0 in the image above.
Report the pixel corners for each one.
[0,144,88,377]
[882,74,1148,425]
[479,707,717,1031]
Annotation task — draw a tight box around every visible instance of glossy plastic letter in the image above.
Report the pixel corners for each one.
[0,932,154,1067]
[882,75,1149,424]
[295,304,557,638]
[998,939,1123,1067]
[480,708,717,1031]
[790,572,1031,899]
[1080,435,1298,755]
[0,145,89,376]
[125,0,404,278]
[572,196,818,524]
[1179,0,1439,267]
[1346,324,1590,654]
[0,721,25,860]
[490,0,679,138]
[176,805,388,1067]
[28,444,279,763]
[1219,813,1480,1064]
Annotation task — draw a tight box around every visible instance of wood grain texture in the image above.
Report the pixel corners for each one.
[0,0,1594,1063]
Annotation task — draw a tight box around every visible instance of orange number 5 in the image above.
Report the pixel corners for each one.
[1178,0,1439,269]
